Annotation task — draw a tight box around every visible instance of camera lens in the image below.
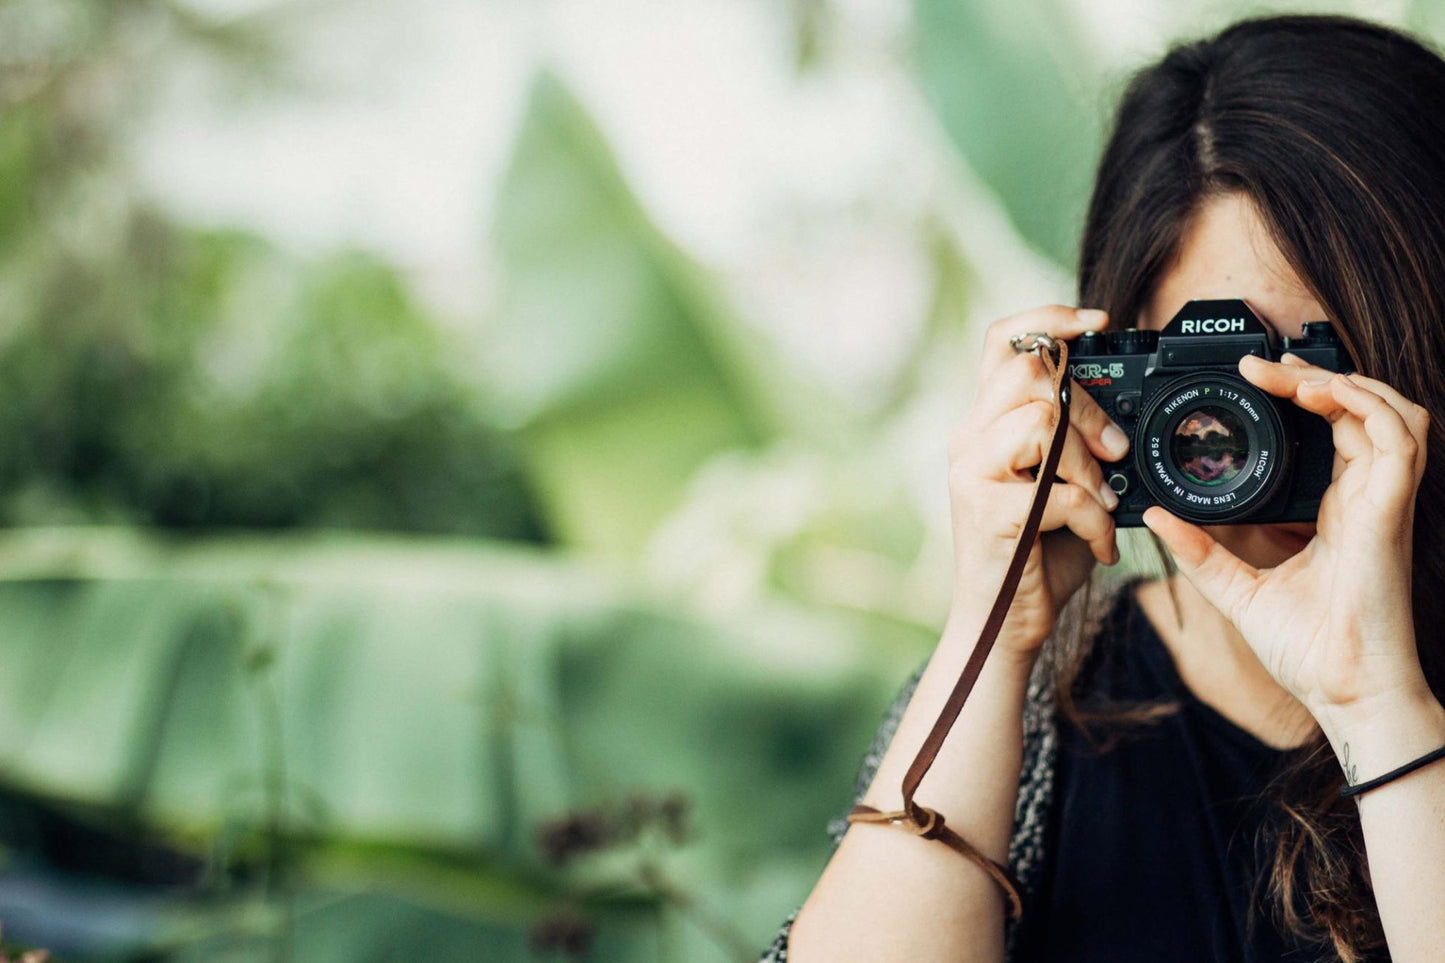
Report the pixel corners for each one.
[1134,373,1290,523]
[1171,406,1248,487]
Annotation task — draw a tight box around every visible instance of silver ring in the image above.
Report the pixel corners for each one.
[1009,331,1059,353]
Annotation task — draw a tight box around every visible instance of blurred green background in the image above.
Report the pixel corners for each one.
[0,1,1440,960]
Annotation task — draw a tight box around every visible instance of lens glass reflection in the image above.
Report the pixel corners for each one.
[1171,405,1248,486]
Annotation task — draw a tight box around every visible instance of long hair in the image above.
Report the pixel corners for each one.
[1067,14,1445,960]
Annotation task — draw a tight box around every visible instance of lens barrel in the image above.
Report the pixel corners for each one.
[1133,372,1289,522]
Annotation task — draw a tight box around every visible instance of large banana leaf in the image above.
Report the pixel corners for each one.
[0,528,929,960]
[487,72,851,558]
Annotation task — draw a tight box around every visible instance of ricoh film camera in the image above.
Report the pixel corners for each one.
[1065,298,1353,527]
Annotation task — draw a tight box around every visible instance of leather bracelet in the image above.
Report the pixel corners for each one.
[844,331,1071,925]
[846,801,1025,919]
[1339,743,1445,799]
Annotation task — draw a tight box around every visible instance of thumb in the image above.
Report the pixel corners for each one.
[1141,506,1260,626]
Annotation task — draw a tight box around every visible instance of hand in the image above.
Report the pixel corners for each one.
[1141,352,1432,714]
[947,305,1131,661]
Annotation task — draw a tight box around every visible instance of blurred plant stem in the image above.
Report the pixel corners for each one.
[637,857,754,963]
[248,585,296,963]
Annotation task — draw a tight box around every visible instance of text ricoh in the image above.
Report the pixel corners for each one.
[1180,317,1247,334]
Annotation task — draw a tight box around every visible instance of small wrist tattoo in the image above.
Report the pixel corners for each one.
[1342,742,1359,785]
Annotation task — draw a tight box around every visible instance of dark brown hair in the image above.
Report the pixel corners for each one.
[1066,13,1445,960]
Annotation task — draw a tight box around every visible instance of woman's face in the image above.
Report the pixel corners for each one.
[1136,191,1321,569]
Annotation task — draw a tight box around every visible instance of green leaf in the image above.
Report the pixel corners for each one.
[488,72,847,555]
[912,0,1103,266]
[0,528,921,959]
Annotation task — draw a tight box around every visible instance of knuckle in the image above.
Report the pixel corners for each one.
[1069,381,1105,420]
[1001,351,1043,389]
[948,417,976,456]
[992,358,1032,399]
[1021,351,1049,379]
[1073,407,1112,446]
[1028,398,1055,431]
[948,457,979,493]
[984,316,1012,346]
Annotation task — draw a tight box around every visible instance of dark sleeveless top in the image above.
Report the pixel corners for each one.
[758,575,1389,962]
[1009,576,1342,962]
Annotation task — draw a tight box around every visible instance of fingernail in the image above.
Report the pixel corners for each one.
[1075,308,1108,328]
[1102,422,1130,456]
[1303,372,1334,385]
[1099,481,1120,510]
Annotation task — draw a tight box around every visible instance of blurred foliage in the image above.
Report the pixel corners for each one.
[0,0,544,541]
[0,528,914,960]
[487,72,851,558]
[912,0,1102,267]
[0,0,912,948]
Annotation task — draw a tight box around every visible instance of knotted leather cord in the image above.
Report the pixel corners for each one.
[845,333,1072,923]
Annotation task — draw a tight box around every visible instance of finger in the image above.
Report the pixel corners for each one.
[1294,375,1417,454]
[994,479,1118,564]
[1297,379,1374,465]
[1243,356,1428,498]
[1322,375,1423,511]
[1141,505,1259,627]
[1238,353,1330,397]
[978,305,1110,383]
[972,350,1057,423]
[977,403,1117,509]
[1274,354,1429,453]
[1287,374,1421,516]
[1269,374,1424,536]
[1239,360,1373,464]
[968,351,1131,465]
[1321,372,1429,463]
[1059,373,1133,467]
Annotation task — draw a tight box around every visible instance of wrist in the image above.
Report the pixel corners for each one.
[1312,683,1445,790]
[939,607,1042,681]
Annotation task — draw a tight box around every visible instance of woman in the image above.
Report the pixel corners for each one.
[761,14,1445,962]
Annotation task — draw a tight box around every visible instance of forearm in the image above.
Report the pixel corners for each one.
[1313,686,1445,963]
[787,609,1038,962]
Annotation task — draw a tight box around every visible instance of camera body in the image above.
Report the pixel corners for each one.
[1066,298,1353,527]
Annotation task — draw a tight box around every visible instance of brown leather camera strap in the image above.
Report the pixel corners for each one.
[845,333,1072,922]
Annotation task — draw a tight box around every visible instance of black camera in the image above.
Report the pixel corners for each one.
[1065,298,1353,527]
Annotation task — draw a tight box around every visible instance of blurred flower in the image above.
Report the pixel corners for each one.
[534,789,694,868]
[535,809,614,869]
[527,907,594,959]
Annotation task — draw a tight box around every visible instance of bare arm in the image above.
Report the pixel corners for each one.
[1313,687,1445,962]
[783,606,1040,963]
[771,304,1128,961]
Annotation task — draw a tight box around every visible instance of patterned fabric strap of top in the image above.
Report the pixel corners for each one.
[843,331,1072,923]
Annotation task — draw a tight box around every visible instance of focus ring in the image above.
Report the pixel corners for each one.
[1133,372,1290,523]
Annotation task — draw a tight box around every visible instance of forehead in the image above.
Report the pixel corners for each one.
[1139,192,1325,339]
